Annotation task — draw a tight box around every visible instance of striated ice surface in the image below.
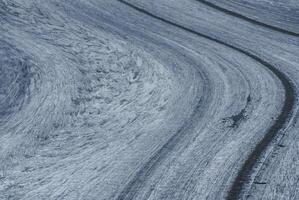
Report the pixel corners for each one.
[0,0,298,200]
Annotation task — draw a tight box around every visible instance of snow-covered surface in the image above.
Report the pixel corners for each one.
[204,0,299,35]
[0,0,298,199]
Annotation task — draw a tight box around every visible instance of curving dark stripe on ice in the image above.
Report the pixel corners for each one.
[117,1,296,199]
[195,0,299,38]
[117,100,205,200]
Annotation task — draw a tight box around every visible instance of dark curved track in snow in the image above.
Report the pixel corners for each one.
[1,0,299,200]
[117,1,296,199]
[195,0,299,37]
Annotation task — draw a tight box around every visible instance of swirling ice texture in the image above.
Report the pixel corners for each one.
[0,1,197,199]
[0,0,298,200]
[0,42,31,121]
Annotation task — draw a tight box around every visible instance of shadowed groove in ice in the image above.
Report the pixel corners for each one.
[1,0,298,200]
[203,0,299,35]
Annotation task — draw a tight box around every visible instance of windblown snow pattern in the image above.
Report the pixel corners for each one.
[0,0,298,200]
